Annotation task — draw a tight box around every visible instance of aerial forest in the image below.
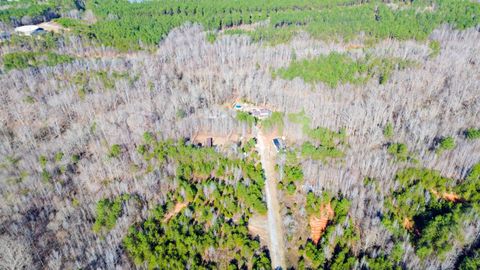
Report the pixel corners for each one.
[0,0,479,269]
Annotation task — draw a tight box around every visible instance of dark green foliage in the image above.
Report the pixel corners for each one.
[241,138,256,154]
[465,128,480,140]
[459,248,480,270]
[72,70,129,92]
[429,40,441,57]
[278,164,304,195]
[288,111,311,128]
[456,163,480,203]
[74,0,364,50]
[55,17,86,28]
[252,248,272,270]
[383,122,394,138]
[328,245,357,270]
[302,192,354,269]
[391,243,405,264]
[93,194,131,233]
[288,111,347,161]
[236,111,256,127]
[41,169,51,183]
[387,143,409,162]
[59,0,480,50]
[383,164,480,260]
[437,136,456,154]
[305,191,349,218]
[306,127,346,148]
[275,52,416,87]
[415,211,460,259]
[301,141,344,161]
[39,155,48,168]
[246,25,298,45]
[267,0,479,43]
[124,133,273,267]
[3,32,62,52]
[137,134,267,214]
[3,51,74,71]
[54,151,64,162]
[0,1,57,24]
[206,32,216,43]
[176,109,187,119]
[124,208,268,269]
[275,53,366,87]
[261,111,284,131]
[108,144,122,158]
[366,253,400,270]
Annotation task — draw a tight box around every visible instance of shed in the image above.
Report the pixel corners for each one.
[272,138,285,152]
[14,25,43,36]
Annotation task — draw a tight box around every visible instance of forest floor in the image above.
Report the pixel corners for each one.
[37,21,66,33]
[247,214,269,244]
[255,126,287,269]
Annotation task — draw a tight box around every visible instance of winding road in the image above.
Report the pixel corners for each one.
[255,127,286,269]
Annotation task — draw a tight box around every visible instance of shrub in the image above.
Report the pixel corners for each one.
[465,128,480,140]
[93,194,131,233]
[236,111,256,127]
[387,143,408,162]
[429,40,441,57]
[437,136,456,153]
[383,122,394,138]
[261,111,284,131]
[108,144,122,158]
[206,32,216,43]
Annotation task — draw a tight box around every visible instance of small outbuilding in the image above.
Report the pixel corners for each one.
[272,138,285,152]
[14,25,44,36]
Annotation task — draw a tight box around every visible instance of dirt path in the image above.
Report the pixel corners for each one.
[254,126,286,269]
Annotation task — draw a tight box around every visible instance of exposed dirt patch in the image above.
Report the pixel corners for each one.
[38,21,67,33]
[441,192,461,202]
[310,203,334,244]
[248,214,269,244]
[403,217,413,230]
[192,132,244,146]
[163,202,188,222]
[431,189,462,202]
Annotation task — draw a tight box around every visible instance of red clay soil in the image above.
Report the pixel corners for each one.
[403,217,414,230]
[442,192,461,202]
[310,203,335,244]
[163,202,188,222]
[430,189,462,202]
